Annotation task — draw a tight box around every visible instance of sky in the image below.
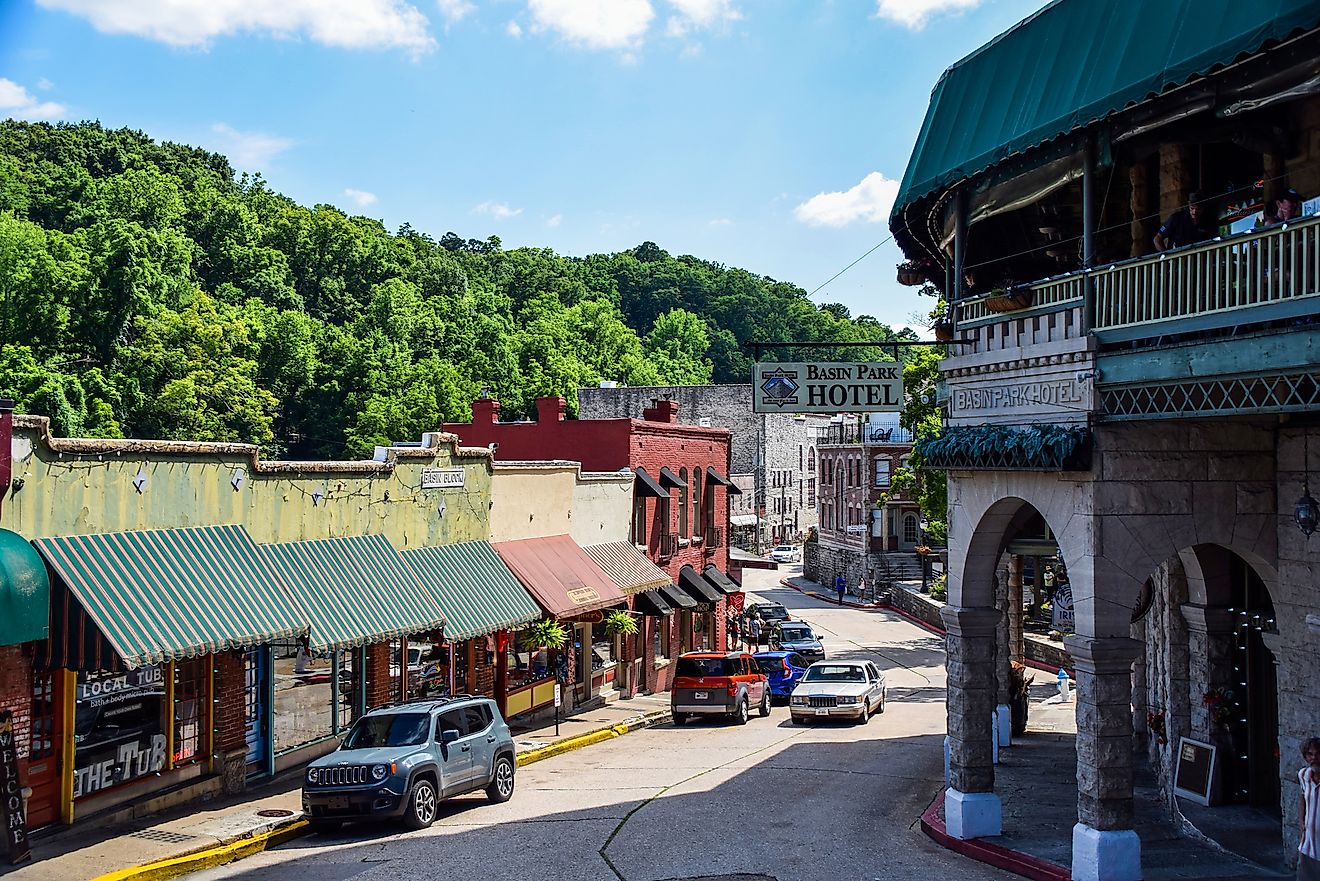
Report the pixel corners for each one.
[0,0,1043,332]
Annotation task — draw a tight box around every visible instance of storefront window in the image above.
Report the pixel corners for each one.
[335,650,357,731]
[172,658,208,766]
[652,618,669,660]
[590,621,616,670]
[271,637,335,754]
[73,666,167,799]
[404,635,449,700]
[507,630,552,690]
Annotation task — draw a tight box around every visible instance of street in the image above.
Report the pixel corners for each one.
[190,566,996,881]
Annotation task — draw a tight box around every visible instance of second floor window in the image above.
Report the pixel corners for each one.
[874,457,891,488]
[679,467,689,536]
[807,478,816,506]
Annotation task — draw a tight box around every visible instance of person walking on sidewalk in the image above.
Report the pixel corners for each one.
[1299,736,1320,881]
[746,614,762,650]
[835,574,846,605]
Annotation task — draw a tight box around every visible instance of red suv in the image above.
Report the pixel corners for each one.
[671,652,770,725]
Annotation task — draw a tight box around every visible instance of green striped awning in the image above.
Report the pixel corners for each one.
[260,534,444,651]
[401,541,541,641]
[32,525,306,669]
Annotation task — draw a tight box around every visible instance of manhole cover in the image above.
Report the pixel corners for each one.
[257,809,295,818]
[131,830,198,844]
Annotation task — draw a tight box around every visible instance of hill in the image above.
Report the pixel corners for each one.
[0,121,912,457]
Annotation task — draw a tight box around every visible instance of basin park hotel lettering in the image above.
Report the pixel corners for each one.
[805,364,903,409]
[954,380,1085,411]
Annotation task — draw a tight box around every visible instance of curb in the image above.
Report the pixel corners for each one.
[90,709,671,881]
[779,578,883,610]
[919,790,1071,881]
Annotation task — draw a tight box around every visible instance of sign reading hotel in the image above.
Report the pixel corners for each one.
[753,362,903,414]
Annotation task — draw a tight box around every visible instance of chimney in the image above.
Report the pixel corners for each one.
[536,396,566,423]
[472,397,501,425]
[0,399,13,520]
[643,398,679,423]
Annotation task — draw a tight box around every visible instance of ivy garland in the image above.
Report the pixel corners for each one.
[916,424,1090,471]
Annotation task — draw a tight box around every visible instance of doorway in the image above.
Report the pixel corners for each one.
[243,649,268,775]
[24,670,63,829]
[1224,554,1279,812]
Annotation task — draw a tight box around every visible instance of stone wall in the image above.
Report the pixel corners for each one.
[578,385,758,472]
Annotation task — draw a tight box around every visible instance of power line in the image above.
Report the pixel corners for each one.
[808,235,894,298]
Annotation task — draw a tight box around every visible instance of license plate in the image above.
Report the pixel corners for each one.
[814,708,830,716]
[326,796,350,810]
[694,691,708,700]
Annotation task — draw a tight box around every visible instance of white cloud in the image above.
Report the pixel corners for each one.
[36,0,436,54]
[343,188,378,207]
[35,77,55,90]
[0,78,66,120]
[506,19,523,37]
[209,123,295,170]
[665,0,738,36]
[708,217,732,227]
[527,0,654,50]
[474,201,523,220]
[545,213,563,228]
[873,0,980,29]
[436,0,474,24]
[794,171,899,227]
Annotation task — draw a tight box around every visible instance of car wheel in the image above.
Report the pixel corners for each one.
[733,697,749,726]
[672,712,688,726]
[402,776,439,830]
[878,691,886,714]
[486,755,515,804]
[758,690,771,717]
[308,819,341,834]
[857,701,871,724]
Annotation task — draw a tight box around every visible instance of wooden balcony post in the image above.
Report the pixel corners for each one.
[1082,133,1096,335]
[952,187,968,339]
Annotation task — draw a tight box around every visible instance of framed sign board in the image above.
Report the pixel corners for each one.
[1173,737,1217,806]
[752,362,903,414]
[0,711,30,864]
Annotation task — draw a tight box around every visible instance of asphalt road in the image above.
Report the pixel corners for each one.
[190,565,999,881]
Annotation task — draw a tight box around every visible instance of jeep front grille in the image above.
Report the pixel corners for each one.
[317,765,368,786]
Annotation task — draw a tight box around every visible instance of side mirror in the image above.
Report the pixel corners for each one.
[441,729,460,744]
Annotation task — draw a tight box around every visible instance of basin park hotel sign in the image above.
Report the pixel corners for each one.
[753,362,904,414]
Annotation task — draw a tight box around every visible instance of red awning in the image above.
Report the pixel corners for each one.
[493,535,628,618]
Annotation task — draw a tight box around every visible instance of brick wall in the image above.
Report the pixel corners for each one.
[0,645,31,761]
[213,651,246,753]
[364,642,392,709]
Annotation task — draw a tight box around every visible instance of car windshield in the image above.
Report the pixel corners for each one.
[761,606,788,619]
[755,657,786,673]
[778,627,812,641]
[342,713,430,749]
[802,665,865,683]
[676,657,738,677]
[773,546,794,553]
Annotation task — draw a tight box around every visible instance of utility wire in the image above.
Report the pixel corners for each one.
[808,234,895,298]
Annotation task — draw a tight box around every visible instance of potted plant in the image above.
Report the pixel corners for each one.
[520,618,568,652]
[932,319,954,342]
[603,609,639,638]
[980,285,1033,313]
[897,260,928,286]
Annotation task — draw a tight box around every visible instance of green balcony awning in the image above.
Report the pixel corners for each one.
[260,534,444,652]
[0,529,48,647]
[891,0,1320,220]
[401,541,541,641]
[33,525,305,669]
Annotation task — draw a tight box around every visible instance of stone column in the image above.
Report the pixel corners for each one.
[1008,556,1025,665]
[941,606,1002,839]
[1065,635,1142,881]
[994,562,1013,748]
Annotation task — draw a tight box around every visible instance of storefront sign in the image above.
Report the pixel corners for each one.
[420,468,465,489]
[1051,583,1075,631]
[564,610,604,624]
[0,712,30,864]
[73,667,167,799]
[565,587,601,606]
[752,362,903,414]
[1173,737,1217,806]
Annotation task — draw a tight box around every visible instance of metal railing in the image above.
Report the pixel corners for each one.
[952,214,1320,341]
[815,424,913,446]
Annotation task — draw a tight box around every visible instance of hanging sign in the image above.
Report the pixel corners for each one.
[753,362,904,414]
[1051,583,1075,631]
[1173,737,1217,806]
[421,468,465,489]
[0,711,31,865]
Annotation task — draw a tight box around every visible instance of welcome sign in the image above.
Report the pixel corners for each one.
[753,362,904,414]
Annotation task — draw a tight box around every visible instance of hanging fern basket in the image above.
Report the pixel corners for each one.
[978,287,1034,313]
[519,618,568,651]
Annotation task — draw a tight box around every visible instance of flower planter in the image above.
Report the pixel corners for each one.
[979,288,1033,313]
[933,321,954,342]
[897,267,926,286]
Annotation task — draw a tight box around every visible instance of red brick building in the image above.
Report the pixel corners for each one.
[444,396,738,696]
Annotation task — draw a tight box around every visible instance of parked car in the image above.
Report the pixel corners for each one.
[754,651,810,702]
[671,651,770,725]
[302,696,516,832]
[769,622,825,662]
[769,544,802,563]
[789,660,886,725]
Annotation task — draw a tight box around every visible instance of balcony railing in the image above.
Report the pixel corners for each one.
[953,214,1320,346]
[815,424,914,446]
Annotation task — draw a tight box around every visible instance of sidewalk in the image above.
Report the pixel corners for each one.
[6,693,671,881]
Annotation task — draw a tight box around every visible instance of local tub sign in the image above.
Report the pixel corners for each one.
[753,362,904,414]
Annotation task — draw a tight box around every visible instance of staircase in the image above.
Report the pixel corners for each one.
[874,553,925,584]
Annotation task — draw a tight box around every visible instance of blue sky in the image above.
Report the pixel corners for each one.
[0,0,1041,331]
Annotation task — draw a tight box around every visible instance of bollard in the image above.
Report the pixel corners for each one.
[1057,668,1071,702]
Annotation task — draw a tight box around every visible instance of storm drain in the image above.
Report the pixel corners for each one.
[130,829,198,844]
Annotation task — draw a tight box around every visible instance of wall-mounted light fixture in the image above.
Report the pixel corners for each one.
[1296,429,1317,539]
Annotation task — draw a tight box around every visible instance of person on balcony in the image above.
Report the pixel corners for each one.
[1154,191,1215,252]
[1262,187,1303,226]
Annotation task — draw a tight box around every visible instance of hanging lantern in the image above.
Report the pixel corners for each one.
[1295,485,1318,538]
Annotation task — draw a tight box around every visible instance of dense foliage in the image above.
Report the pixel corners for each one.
[0,121,913,458]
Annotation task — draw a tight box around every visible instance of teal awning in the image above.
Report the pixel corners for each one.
[401,541,541,641]
[0,529,48,646]
[891,0,1320,221]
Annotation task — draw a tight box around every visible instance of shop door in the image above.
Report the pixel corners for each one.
[24,671,62,829]
[243,649,268,770]
[1224,555,1280,812]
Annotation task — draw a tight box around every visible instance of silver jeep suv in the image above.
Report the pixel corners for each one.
[302,695,517,831]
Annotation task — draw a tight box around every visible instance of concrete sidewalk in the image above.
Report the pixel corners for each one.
[7,693,671,881]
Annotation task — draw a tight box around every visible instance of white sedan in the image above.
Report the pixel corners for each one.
[789,660,886,724]
[769,544,802,563]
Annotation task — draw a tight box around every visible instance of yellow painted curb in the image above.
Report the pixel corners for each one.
[88,819,310,881]
[515,722,630,767]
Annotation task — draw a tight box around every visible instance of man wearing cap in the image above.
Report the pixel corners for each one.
[1154,191,1215,252]
[1271,187,1303,224]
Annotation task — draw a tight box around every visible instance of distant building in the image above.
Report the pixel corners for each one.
[578,384,830,550]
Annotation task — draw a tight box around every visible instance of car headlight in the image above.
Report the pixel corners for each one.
[306,768,320,784]
[836,695,858,705]
[791,695,808,705]
[371,763,389,781]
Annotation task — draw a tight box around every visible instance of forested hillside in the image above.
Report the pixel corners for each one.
[0,121,911,458]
